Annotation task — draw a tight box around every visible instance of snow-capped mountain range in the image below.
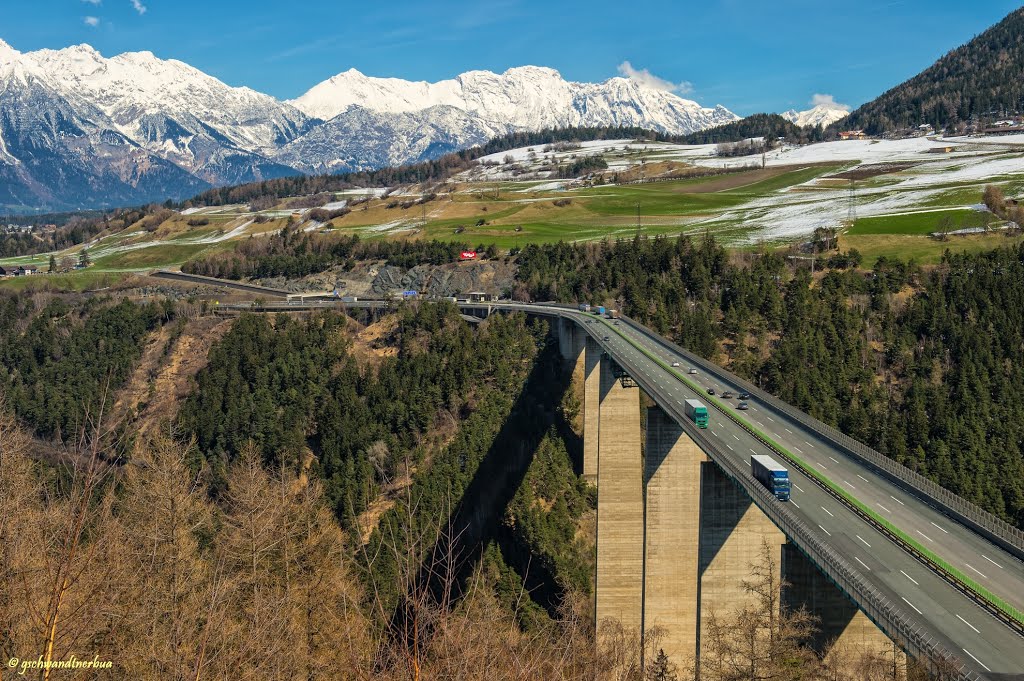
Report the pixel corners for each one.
[0,38,739,212]
[781,104,850,129]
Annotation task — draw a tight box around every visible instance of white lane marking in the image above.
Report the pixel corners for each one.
[962,648,991,673]
[982,555,1004,569]
[773,433,781,439]
[821,507,834,517]
[785,427,793,434]
[855,557,871,571]
[857,474,869,482]
[727,444,734,451]
[890,495,905,506]
[901,570,919,585]
[750,449,757,455]
[902,597,923,614]
[878,503,891,513]
[930,522,948,534]
[844,480,856,489]
[956,614,981,634]
[793,484,805,493]
[804,441,814,448]
[916,530,934,543]
[965,563,988,579]
[819,463,828,470]
[733,434,740,441]
[766,415,775,422]
[790,501,801,509]
[793,446,803,453]
[818,524,832,537]
[829,456,840,464]
[857,535,871,548]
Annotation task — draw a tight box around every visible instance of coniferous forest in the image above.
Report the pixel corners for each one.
[514,236,1024,528]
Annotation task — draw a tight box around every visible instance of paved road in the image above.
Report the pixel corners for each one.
[499,303,1024,678]
[183,288,1024,676]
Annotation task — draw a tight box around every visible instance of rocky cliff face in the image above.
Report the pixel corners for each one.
[260,260,518,298]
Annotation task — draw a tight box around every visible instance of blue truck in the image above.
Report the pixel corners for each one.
[683,399,708,428]
[594,305,606,315]
[751,454,790,501]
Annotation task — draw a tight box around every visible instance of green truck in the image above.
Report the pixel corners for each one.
[684,399,708,428]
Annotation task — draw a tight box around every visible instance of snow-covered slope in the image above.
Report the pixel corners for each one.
[291,66,738,135]
[781,104,850,128]
[276,105,506,174]
[0,36,741,212]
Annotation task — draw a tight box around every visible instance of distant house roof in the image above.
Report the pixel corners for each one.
[20,265,38,272]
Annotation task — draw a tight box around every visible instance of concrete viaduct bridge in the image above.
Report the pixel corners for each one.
[469,302,1024,679]
[150,272,1024,677]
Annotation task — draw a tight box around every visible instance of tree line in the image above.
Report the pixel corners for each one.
[512,235,1024,528]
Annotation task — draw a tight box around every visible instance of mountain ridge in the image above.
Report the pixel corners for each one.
[839,7,1024,133]
[0,38,738,212]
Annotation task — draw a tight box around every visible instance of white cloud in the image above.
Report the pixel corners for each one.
[811,94,850,111]
[83,15,100,26]
[617,61,693,95]
[81,0,102,5]
[130,0,147,14]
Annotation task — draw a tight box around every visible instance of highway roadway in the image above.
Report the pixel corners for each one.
[151,275,1023,675]
[495,302,1024,678]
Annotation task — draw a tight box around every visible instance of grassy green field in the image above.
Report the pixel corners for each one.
[90,242,223,270]
[0,269,132,292]
[842,231,1024,264]
[849,209,996,236]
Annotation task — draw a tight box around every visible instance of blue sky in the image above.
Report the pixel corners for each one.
[2,0,1021,114]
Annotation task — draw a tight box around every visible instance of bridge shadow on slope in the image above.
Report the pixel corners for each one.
[390,329,578,641]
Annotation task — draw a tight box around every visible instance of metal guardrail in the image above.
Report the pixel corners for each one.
[600,334,983,680]
[616,314,1024,563]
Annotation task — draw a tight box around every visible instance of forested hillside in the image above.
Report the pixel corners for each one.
[514,236,1024,528]
[840,7,1024,133]
[0,293,174,440]
[678,113,826,145]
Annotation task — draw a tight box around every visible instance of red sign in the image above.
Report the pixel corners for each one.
[460,251,477,260]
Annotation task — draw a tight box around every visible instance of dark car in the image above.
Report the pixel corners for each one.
[737,402,749,410]
[721,391,734,398]
[706,388,716,396]
[603,335,610,341]
[738,392,751,400]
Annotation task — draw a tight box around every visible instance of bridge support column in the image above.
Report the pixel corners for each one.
[782,544,903,669]
[595,354,644,636]
[698,460,786,645]
[643,406,705,665]
[582,337,601,485]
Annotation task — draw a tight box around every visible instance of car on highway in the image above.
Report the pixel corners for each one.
[721,391,734,398]
[688,368,698,375]
[706,388,716,396]
[671,361,680,367]
[737,402,749,410]
[738,392,751,400]
[613,321,620,325]
[603,335,610,341]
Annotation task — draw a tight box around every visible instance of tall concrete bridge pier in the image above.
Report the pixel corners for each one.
[555,318,896,670]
